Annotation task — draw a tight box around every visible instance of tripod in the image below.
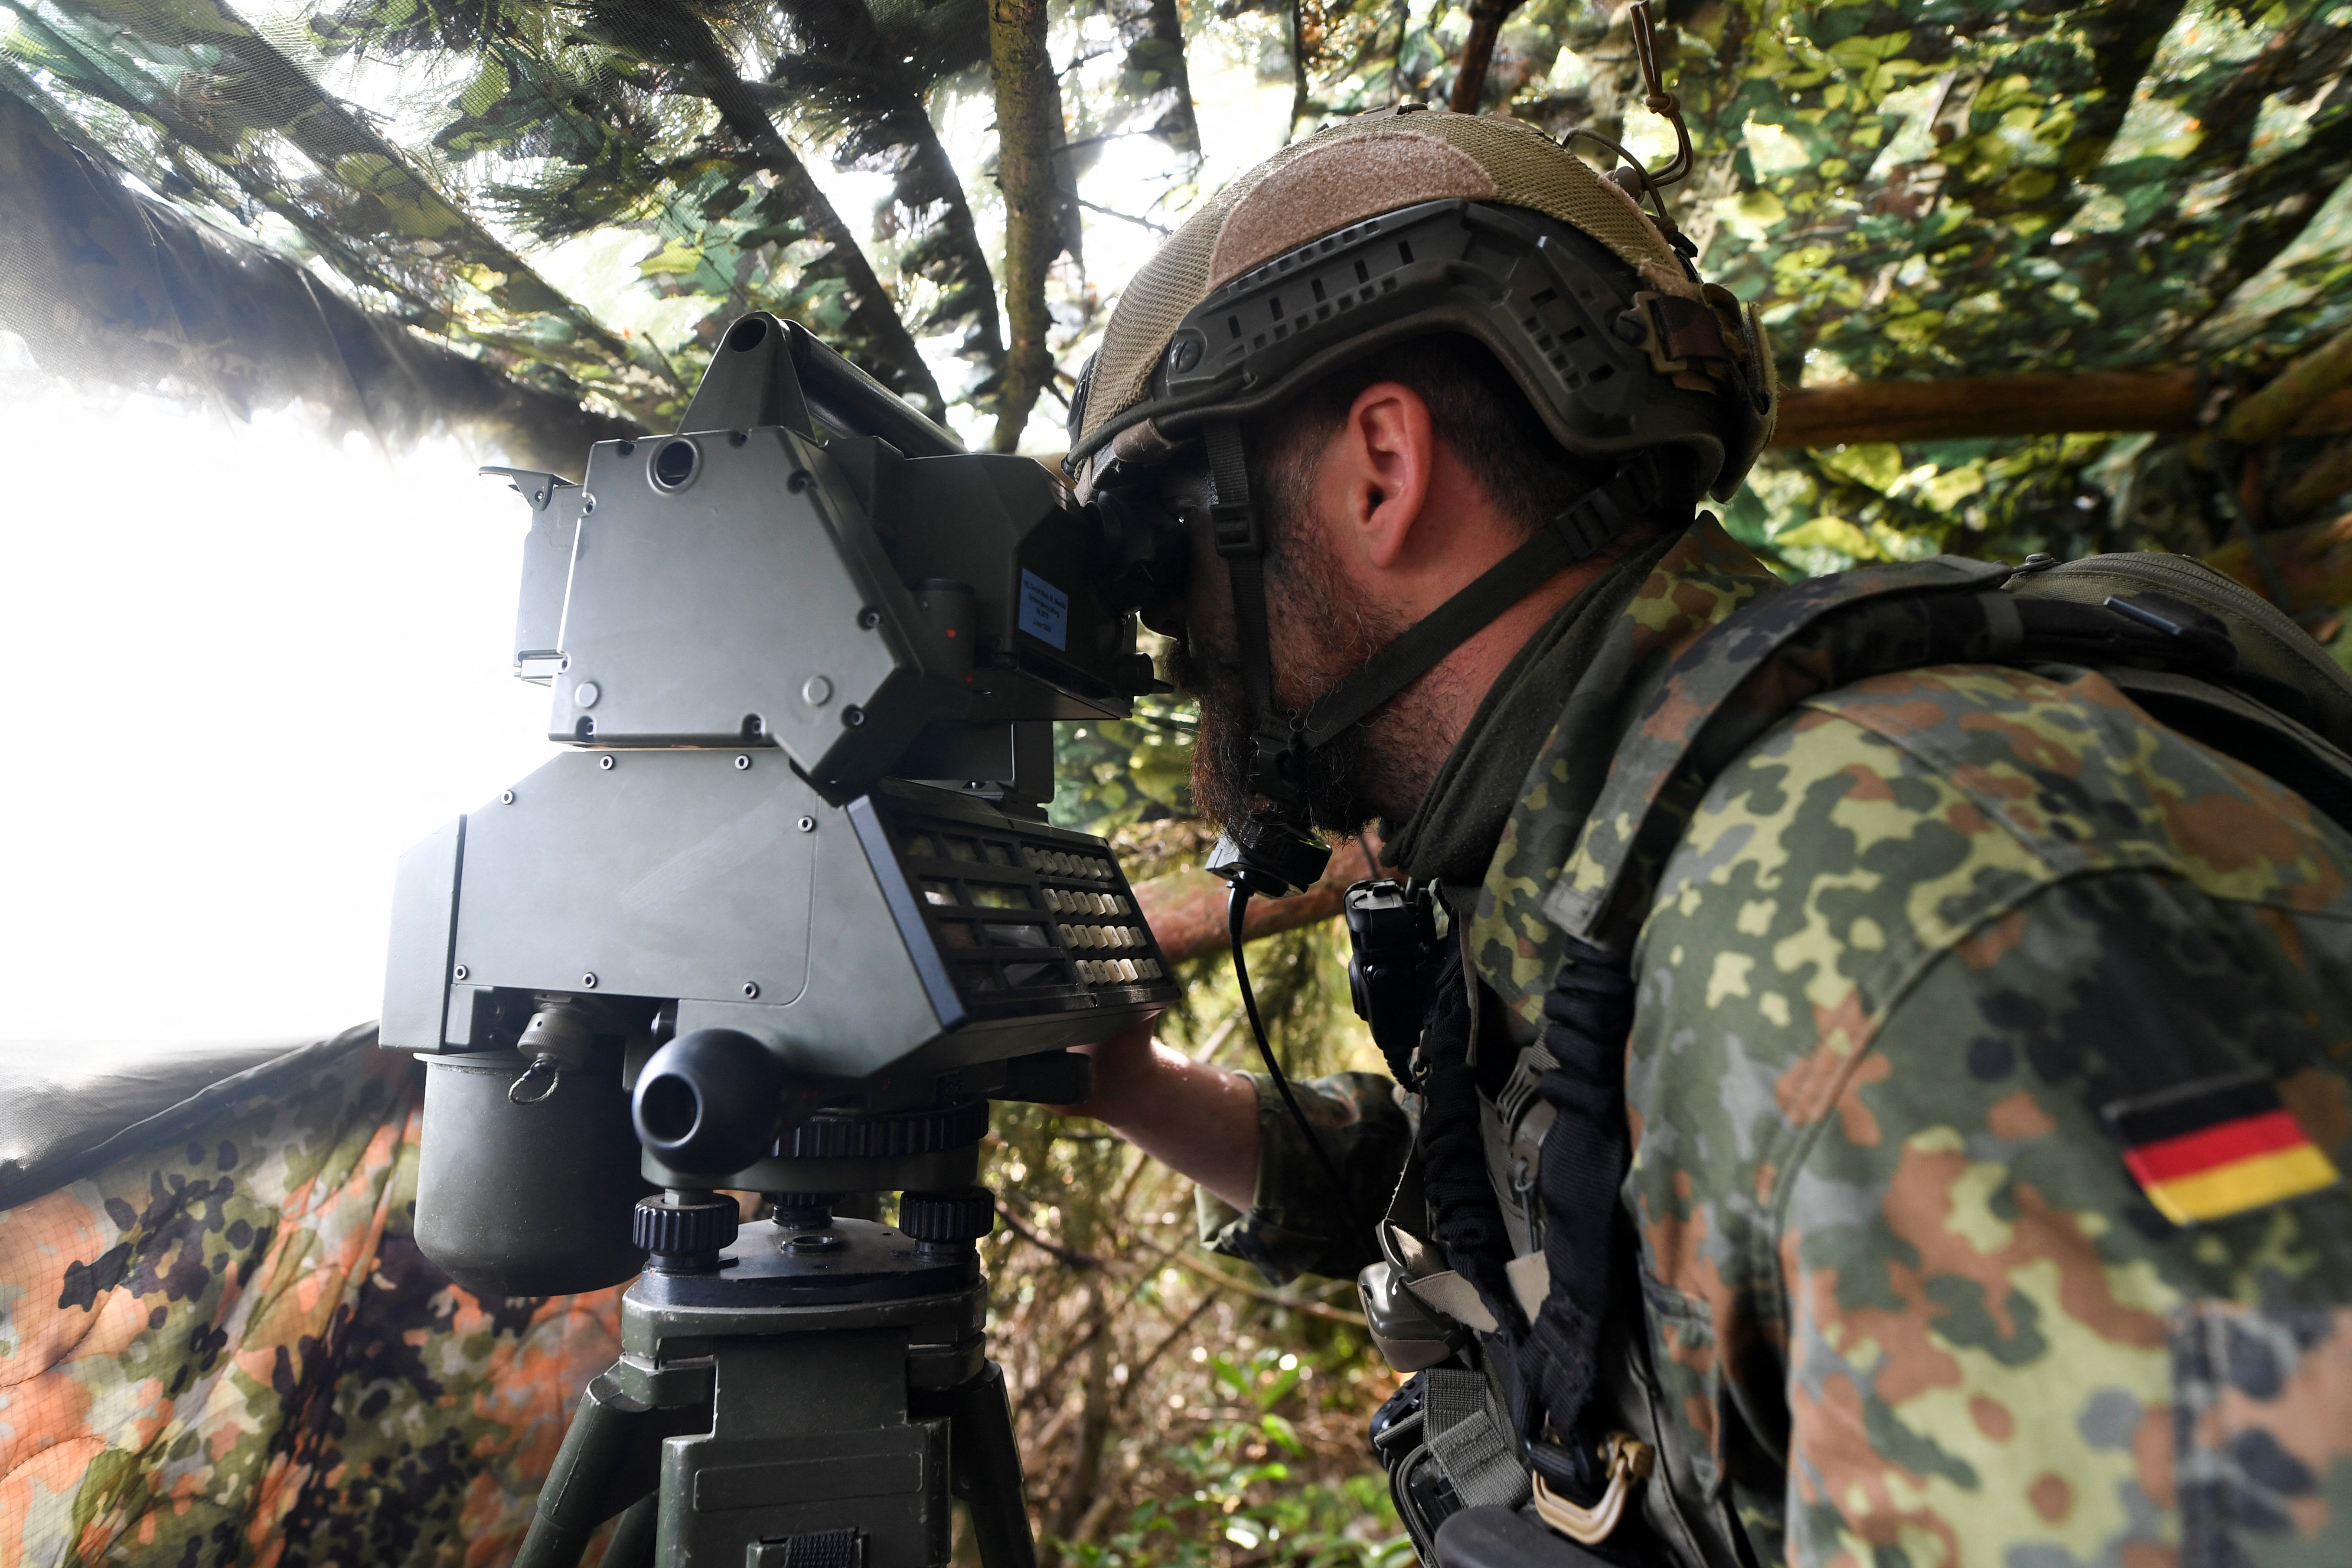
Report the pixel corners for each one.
[516,1190,1032,1568]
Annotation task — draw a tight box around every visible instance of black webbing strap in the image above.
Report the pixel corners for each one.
[1413,936,1546,1424]
[1523,936,1639,1496]
[1204,421,1304,801]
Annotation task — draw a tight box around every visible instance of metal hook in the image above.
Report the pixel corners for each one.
[509,1053,563,1105]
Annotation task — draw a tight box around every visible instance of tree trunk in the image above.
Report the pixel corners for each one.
[1041,1278,1118,1563]
[1113,0,1200,155]
[990,0,1063,452]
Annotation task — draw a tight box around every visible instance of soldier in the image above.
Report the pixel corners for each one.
[1058,107,2352,1566]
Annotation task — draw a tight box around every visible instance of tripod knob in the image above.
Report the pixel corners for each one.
[633,1027,785,1175]
[633,1194,740,1270]
[898,1186,997,1244]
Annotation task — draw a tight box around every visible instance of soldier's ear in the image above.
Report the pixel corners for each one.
[1333,380,1435,573]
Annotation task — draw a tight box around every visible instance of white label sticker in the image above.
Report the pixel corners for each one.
[1018,569,1069,651]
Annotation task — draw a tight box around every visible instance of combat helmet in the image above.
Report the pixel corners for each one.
[1066,103,1779,893]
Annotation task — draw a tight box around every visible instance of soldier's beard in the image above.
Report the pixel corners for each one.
[1170,538,1415,838]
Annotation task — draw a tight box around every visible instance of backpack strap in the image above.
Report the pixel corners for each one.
[1541,554,2013,950]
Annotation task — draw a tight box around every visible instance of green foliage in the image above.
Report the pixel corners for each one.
[1051,694,1200,834]
[1060,1344,1414,1568]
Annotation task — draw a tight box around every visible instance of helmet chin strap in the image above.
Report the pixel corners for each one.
[1200,419,1688,897]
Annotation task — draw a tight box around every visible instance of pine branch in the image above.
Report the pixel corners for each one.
[623,0,947,418]
[6,0,679,419]
[768,0,1006,410]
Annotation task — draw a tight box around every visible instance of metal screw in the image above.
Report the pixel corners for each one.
[500,789,515,804]
[788,469,814,492]
[742,981,760,999]
[575,681,600,708]
[582,493,597,515]
[842,705,865,727]
[729,431,747,447]
[453,964,469,981]
[599,755,616,770]
[797,815,816,832]
[802,675,833,706]
[735,754,752,770]
[857,607,881,629]
[581,972,598,989]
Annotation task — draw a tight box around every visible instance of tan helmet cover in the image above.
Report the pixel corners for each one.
[1070,107,1775,502]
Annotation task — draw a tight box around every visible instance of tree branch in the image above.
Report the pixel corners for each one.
[1448,0,1522,113]
[768,0,1005,408]
[643,0,946,417]
[1127,1229,1370,1327]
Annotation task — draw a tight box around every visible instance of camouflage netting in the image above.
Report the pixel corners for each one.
[0,0,2347,569]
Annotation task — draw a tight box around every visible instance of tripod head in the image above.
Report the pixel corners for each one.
[381,316,1183,1295]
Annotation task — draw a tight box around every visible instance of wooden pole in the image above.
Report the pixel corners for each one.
[1769,369,2200,448]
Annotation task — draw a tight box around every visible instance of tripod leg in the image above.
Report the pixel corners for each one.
[944,1363,1037,1568]
[516,1372,669,1568]
[600,1493,659,1568]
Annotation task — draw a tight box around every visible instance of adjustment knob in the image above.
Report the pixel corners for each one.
[632,1028,785,1176]
[898,1186,997,1244]
[633,1195,740,1267]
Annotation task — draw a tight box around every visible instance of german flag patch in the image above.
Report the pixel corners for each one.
[2104,1072,2341,1227]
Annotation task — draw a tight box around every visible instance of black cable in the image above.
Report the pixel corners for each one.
[1227,883,1370,1242]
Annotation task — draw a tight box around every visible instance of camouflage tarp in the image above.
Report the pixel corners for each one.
[0,1028,626,1568]
[0,0,2346,558]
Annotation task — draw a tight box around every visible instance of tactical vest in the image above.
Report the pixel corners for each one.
[1350,550,2352,1568]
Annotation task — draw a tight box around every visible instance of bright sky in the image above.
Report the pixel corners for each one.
[0,387,558,1042]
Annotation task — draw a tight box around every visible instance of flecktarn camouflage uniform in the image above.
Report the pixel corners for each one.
[1207,519,2352,1567]
[0,1028,626,1568]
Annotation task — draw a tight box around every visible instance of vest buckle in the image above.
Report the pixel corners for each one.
[1529,1431,1654,1545]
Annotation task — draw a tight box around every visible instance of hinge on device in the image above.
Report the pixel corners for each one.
[479,466,578,512]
